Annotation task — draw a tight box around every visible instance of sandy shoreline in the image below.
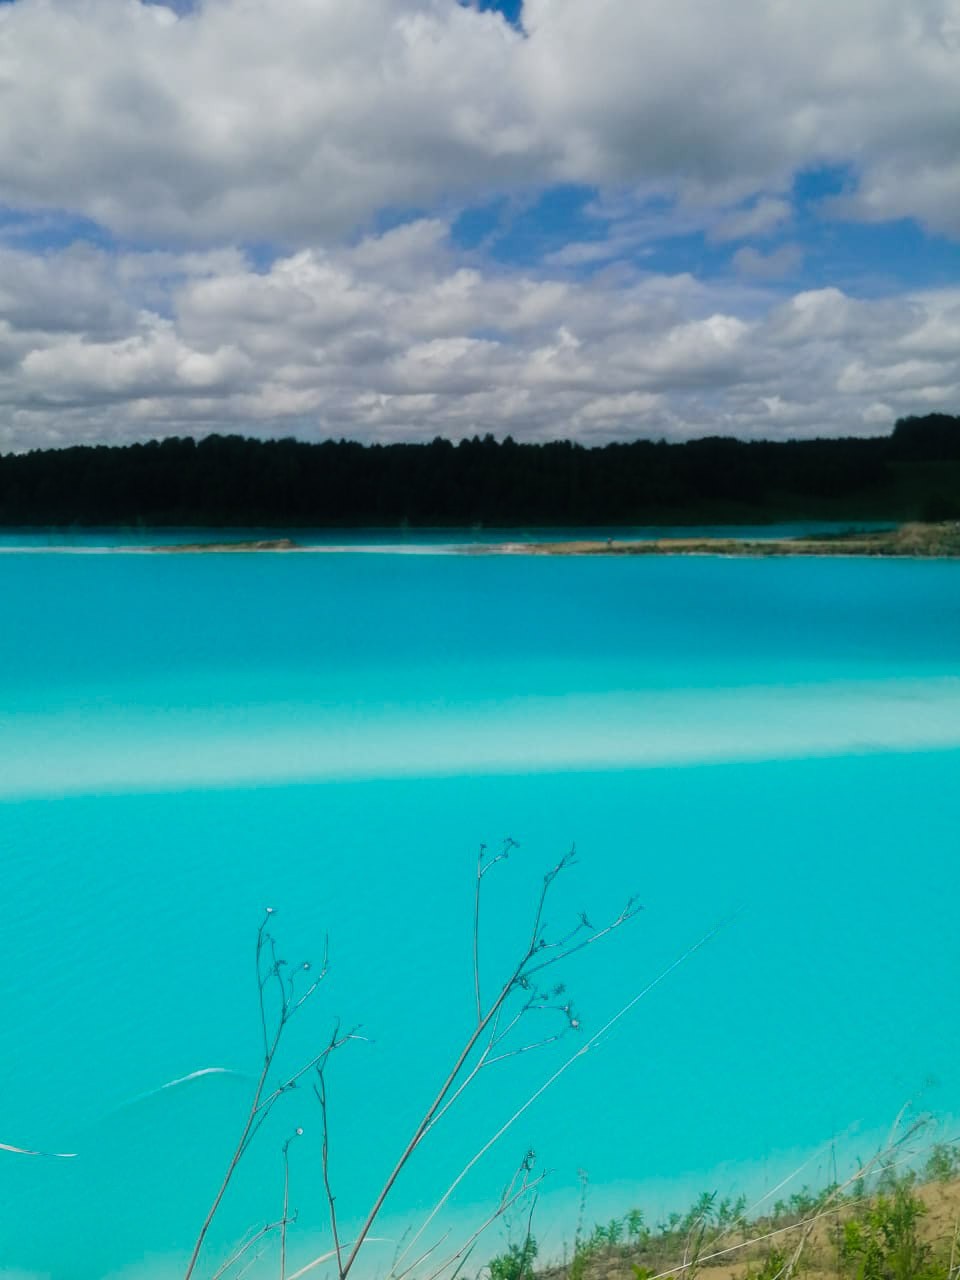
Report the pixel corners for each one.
[477,528,960,557]
[148,523,960,557]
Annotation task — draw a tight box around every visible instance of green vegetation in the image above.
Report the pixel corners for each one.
[839,1183,943,1280]
[177,848,644,1280]
[924,1147,960,1186]
[1,412,958,528]
[516,522,960,558]
[506,1145,960,1280]
[490,1236,540,1280]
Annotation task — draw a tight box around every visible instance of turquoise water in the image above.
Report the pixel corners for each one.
[1,546,959,1279]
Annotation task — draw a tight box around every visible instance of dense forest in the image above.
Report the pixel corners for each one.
[0,413,958,528]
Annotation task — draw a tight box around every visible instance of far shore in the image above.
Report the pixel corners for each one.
[149,522,960,557]
[154,537,301,553]
[475,521,960,557]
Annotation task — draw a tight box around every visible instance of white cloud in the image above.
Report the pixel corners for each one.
[0,0,959,242]
[1,222,958,450]
[520,0,960,235]
[732,244,804,280]
[0,0,538,243]
[712,199,793,244]
[0,245,135,337]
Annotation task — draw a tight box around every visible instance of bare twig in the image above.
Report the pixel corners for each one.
[183,909,333,1280]
[330,850,639,1280]
[474,839,519,1025]
[420,1167,545,1280]
[390,915,735,1279]
[392,1151,542,1280]
[286,1238,394,1280]
[210,1219,286,1280]
[281,848,641,1280]
[315,1039,345,1280]
[280,1128,302,1280]
[474,844,485,1027]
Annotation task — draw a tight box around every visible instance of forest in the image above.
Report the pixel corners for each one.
[0,413,958,528]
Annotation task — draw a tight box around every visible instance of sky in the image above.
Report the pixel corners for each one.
[0,0,959,450]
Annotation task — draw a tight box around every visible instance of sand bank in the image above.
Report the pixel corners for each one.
[472,522,960,558]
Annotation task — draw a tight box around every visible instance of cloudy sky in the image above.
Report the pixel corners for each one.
[0,0,959,451]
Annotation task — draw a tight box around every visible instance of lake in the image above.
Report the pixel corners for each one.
[1,537,958,1279]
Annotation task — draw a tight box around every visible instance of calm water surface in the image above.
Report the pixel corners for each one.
[0,543,958,1279]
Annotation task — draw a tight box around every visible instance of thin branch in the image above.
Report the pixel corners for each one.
[393,1158,541,1280]
[520,899,643,984]
[524,849,577,960]
[253,1028,360,1124]
[184,1043,277,1279]
[420,1169,545,1280]
[427,996,573,1135]
[183,909,332,1280]
[210,1219,286,1280]
[445,1243,477,1280]
[473,845,484,1026]
[280,1128,302,1280]
[390,916,735,1279]
[390,1232,452,1280]
[336,971,517,1278]
[336,855,575,1280]
[474,840,517,1026]
[316,1044,345,1280]
[483,1032,566,1067]
[286,1238,394,1280]
[256,910,275,1060]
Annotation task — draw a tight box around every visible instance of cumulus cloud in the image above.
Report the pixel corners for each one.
[712,199,793,244]
[0,0,538,243]
[0,1,958,449]
[732,244,804,279]
[0,222,958,451]
[0,0,959,241]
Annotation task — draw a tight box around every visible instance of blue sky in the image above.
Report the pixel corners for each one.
[0,0,958,450]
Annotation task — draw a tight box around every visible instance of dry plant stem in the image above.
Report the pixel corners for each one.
[393,1231,453,1280]
[210,1220,286,1280]
[391,1155,541,1280]
[316,1059,344,1279]
[389,1155,543,1280]
[420,1173,544,1280]
[637,1117,930,1280]
[280,1129,301,1280]
[642,1212,840,1280]
[281,1152,290,1280]
[740,1136,841,1222]
[779,1120,927,1280]
[473,846,484,1026]
[474,840,516,1027]
[183,1042,276,1280]
[335,849,637,1280]
[183,912,330,1280]
[681,1216,708,1280]
[445,1243,477,1280]
[237,1255,266,1280]
[390,915,732,1280]
[286,1239,395,1280]
[424,992,570,1139]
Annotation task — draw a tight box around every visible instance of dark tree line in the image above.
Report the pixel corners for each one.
[0,413,957,527]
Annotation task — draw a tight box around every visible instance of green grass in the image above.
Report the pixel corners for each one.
[488,1142,960,1280]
